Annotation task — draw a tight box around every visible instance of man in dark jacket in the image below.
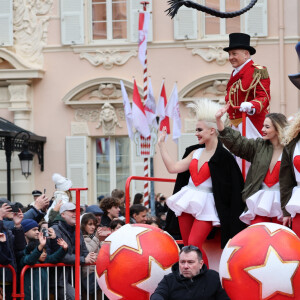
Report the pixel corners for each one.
[50,202,95,300]
[150,245,229,300]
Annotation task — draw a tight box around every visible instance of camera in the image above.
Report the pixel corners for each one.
[42,228,49,237]
[10,203,23,213]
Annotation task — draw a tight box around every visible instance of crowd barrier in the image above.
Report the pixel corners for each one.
[0,263,103,300]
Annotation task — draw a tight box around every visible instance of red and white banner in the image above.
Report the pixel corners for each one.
[156,81,170,133]
[144,77,157,128]
[120,80,134,140]
[166,83,181,143]
[138,12,150,67]
[132,80,151,138]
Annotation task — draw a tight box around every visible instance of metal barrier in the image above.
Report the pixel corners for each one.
[0,264,17,300]
[0,263,103,300]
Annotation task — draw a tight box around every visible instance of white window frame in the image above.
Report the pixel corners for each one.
[88,0,128,43]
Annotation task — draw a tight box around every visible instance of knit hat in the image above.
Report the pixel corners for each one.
[60,202,76,214]
[86,205,104,215]
[21,219,38,233]
[52,173,72,192]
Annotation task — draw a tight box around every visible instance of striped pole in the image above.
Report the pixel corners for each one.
[141,1,150,206]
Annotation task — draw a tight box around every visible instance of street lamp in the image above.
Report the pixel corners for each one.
[14,131,34,179]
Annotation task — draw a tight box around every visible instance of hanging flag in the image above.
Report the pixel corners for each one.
[166,83,181,143]
[138,11,150,67]
[156,81,170,133]
[132,80,151,138]
[144,77,157,128]
[120,80,134,140]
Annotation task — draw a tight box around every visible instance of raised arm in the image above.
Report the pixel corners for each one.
[158,126,193,174]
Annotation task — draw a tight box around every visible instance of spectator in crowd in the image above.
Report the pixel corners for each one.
[133,193,144,205]
[0,199,25,300]
[146,216,161,228]
[45,173,73,222]
[109,219,125,232]
[97,195,105,204]
[155,194,168,217]
[111,189,125,217]
[130,204,148,224]
[31,190,42,205]
[3,195,49,230]
[20,231,68,300]
[85,205,104,227]
[157,213,167,230]
[150,245,229,300]
[99,197,121,227]
[81,213,101,296]
[50,202,94,300]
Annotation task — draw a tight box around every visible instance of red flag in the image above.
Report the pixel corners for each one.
[156,81,170,133]
[132,80,150,138]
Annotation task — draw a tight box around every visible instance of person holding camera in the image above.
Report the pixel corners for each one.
[20,230,68,300]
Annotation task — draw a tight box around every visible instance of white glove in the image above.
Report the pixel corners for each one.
[239,102,255,115]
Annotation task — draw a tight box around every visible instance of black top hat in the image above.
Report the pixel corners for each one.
[288,42,300,90]
[223,33,256,55]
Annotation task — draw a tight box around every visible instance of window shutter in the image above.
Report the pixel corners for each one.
[178,134,196,159]
[174,6,198,40]
[129,0,153,43]
[0,0,13,46]
[61,0,84,45]
[242,0,267,37]
[66,136,87,204]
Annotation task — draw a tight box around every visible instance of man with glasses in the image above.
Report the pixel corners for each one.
[151,245,229,300]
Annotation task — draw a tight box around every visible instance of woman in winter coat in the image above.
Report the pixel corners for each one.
[215,103,288,225]
[158,99,245,267]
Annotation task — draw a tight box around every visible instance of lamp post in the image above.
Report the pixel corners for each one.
[14,131,34,179]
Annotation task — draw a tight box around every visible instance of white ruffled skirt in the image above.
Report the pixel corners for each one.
[166,183,220,226]
[240,183,282,225]
[285,185,300,218]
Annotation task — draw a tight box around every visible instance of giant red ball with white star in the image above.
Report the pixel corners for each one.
[96,224,179,300]
[219,223,300,300]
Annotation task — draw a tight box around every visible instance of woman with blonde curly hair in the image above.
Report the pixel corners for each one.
[158,99,245,267]
[280,111,300,234]
[216,103,288,226]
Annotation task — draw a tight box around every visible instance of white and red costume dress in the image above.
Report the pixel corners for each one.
[285,143,300,217]
[240,155,282,225]
[167,148,220,226]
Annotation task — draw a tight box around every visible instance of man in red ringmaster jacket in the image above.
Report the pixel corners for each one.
[223,33,270,137]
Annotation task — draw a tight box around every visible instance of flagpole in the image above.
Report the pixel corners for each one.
[141,1,150,207]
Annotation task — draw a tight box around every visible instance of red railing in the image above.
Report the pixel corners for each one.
[0,264,17,300]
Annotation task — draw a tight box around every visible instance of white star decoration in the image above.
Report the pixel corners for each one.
[135,258,172,295]
[219,242,240,280]
[250,222,296,236]
[105,224,149,256]
[98,273,122,300]
[245,246,299,299]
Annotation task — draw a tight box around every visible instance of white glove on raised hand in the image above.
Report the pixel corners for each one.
[239,102,255,115]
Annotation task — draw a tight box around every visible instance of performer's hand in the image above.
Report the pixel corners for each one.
[240,102,255,115]
[215,102,230,119]
[283,216,292,228]
[158,126,167,146]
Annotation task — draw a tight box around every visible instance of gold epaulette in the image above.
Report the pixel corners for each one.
[253,64,269,79]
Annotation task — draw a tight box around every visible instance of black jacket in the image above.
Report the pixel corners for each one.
[165,141,246,248]
[150,263,229,300]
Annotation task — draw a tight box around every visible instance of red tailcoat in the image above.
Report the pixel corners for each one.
[225,60,270,135]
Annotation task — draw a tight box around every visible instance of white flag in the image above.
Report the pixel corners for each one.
[132,80,151,138]
[166,83,181,143]
[138,12,150,67]
[120,80,134,140]
[144,78,157,128]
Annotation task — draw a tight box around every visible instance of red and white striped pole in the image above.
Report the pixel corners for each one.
[141,1,150,206]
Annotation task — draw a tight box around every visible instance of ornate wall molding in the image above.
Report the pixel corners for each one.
[13,0,53,68]
[79,49,137,69]
[192,46,228,66]
[96,103,122,135]
[75,109,100,122]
